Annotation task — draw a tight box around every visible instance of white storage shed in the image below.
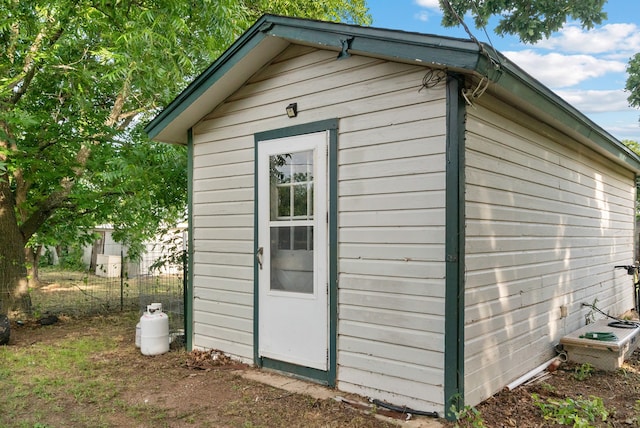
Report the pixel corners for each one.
[145,15,640,417]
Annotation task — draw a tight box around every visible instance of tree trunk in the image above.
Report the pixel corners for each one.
[0,179,31,316]
[26,245,43,288]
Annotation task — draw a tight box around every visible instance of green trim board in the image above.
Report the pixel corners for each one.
[636,175,640,261]
[254,118,339,142]
[145,24,269,141]
[444,74,466,420]
[253,118,339,386]
[261,357,331,386]
[327,121,338,388]
[265,19,482,72]
[185,128,195,351]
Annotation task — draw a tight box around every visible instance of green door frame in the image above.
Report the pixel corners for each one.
[253,118,338,386]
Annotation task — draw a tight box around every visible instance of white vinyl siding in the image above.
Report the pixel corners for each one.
[190,136,255,360]
[191,44,448,411]
[336,74,447,411]
[464,95,637,406]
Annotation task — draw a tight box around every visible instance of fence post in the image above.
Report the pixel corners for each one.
[120,249,124,311]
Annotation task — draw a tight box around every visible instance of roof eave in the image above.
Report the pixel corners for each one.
[144,16,279,144]
[145,15,640,173]
[143,15,486,145]
[485,47,640,172]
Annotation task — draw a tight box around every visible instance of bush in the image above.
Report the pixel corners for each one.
[58,246,87,271]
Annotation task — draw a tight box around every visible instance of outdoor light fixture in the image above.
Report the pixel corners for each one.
[286,103,298,118]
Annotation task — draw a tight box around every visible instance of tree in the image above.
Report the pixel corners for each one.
[438,0,639,120]
[622,139,640,220]
[0,0,370,315]
[623,139,640,155]
[439,0,607,44]
[627,54,640,111]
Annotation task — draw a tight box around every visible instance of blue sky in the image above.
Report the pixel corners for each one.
[366,0,640,143]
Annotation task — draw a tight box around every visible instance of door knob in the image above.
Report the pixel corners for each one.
[256,247,264,270]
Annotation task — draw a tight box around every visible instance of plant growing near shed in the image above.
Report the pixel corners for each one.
[450,401,486,427]
[574,363,594,381]
[532,393,609,427]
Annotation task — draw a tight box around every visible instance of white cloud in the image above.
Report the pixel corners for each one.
[414,11,430,22]
[535,23,640,55]
[414,0,441,9]
[553,89,631,113]
[598,119,640,143]
[413,0,441,22]
[617,128,640,143]
[502,50,626,88]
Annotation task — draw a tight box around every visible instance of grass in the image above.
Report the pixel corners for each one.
[2,332,115,425]
[0,313,169,428]
[1,313,397,428]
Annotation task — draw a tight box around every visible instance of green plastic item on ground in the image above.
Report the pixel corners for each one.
[579,331,618,341]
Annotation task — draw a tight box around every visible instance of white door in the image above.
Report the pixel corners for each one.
[257,132,328,371]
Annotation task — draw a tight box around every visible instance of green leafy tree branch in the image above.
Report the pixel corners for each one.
[438,0,639,122]
[0,0,370,314]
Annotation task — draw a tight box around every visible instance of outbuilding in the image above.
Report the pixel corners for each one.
[145,15,640,417]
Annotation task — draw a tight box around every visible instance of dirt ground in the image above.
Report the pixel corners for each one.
[442,337,640,427]
[3,313,640,427]
[1,314,406,428]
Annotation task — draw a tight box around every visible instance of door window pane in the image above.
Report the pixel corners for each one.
[270,150,313,221]
[277,186,290,217]
[293,184,308,217]
[270,226,313,294]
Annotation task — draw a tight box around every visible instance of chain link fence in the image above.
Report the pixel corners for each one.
[32,238,186,338]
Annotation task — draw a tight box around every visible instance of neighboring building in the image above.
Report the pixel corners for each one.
[83,224,187,277]
[145,15,640,417]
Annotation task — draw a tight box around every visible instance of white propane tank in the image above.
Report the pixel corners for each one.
[140,303,169,356]
[135,322,141,348]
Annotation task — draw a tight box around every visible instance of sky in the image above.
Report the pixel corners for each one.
[365,0,640,143]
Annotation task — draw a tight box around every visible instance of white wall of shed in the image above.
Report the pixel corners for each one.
[190,45,448,413]
[463,94,637,406]
[335,65,447,412]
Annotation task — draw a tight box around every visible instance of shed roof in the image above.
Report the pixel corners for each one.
[145,14,640,173]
